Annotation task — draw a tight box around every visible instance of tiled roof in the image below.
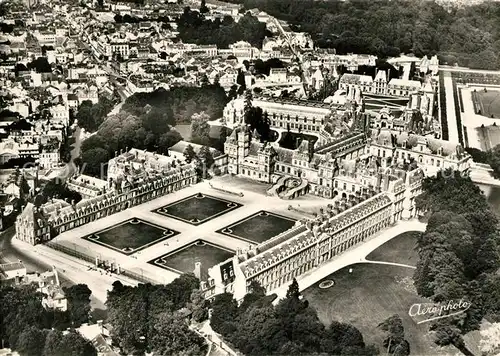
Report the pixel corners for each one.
[240,193,392,278]
[275,147,294,163]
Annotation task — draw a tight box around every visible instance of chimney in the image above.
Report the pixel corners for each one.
[194,262,201,280]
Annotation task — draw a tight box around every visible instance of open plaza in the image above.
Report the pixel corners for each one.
[49,176,318,285]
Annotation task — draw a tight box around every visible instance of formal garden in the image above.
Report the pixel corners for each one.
[82,218,179,255]
[217,210,296,243]
[154,193,242,225]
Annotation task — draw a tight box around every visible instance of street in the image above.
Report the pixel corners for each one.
[0,227,124,310]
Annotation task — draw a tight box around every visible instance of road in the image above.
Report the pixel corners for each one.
[0,227,131,310]
[0,227,72,287]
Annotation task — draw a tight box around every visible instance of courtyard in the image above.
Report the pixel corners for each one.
[50,177,317,284]
[153,193,242,225]
[474,89,500,118]
[148,240,234,280]
[217,210,297,244]
[82,218,179,255]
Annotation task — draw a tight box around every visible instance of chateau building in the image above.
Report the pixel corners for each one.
[15,149,197,245]
[369,129,472,176]
[203,162,425,301]
[222,96,364,143]
[339,73,427,98]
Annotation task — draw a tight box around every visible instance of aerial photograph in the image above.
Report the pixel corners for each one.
[2,0,500,355]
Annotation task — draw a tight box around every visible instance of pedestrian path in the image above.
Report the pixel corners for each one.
[271,220,426,301]
[361,260,416,269]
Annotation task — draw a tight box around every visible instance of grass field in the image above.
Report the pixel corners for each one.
[83,219,179,254]
[149,240,233,280]
[217,210,296,243]
[302,263,455,355]
[155,193,242,225]
[366,231,421,266]
[475,90,500,118]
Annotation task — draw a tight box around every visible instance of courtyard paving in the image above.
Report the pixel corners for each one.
[52,176,327,284]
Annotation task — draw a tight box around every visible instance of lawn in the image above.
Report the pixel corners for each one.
[149,240,233,280]
[302,263,455,355]
[476,90,500,118]
[83,218,179,254]
[217,210,296,244]
[154,193,242,225]
[365,231,421,266]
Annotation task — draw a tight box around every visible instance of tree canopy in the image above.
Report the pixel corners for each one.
[225,0,500,69]
[413,170,500,353]
[210,280,378,355]
[177,8,268,48]
[78,86,227,178]
[106,274,205,355]
[0,284,96,356]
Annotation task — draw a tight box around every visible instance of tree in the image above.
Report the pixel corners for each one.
[199,0,209,13]
[184,144,197,163]
[286,278,300,299]
[210,293,238,335]
[63,284,92,327]
[188,289,208,322]
[17,326,48,356]
[198,146,214,177]
[150,311,206,355]
[190,112,211,146]
[228,84,238,101]
[80,148,109,178]
[43,330,97,356]
[245,106,270,141]
[378,314,409,355]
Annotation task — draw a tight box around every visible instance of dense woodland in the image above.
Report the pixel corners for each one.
[226,0,500,69]
[177,8,270,48]
[0,284,96,356]
[77,85,228,177]
[414,170,500,354]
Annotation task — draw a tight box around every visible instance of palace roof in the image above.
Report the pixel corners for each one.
[239,193,392,278]
[371,129,466,158]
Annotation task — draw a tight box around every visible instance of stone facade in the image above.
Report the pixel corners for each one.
[204,165,425,301]
[15,149,197,245]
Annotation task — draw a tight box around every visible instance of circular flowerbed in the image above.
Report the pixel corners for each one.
[319,280,335,289]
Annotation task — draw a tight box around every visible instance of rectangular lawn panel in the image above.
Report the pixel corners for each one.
[148,240,234,280]
[475,90,500,118]
[153,193,242,225]
[217,210,296,244]
[82,218,179,255]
